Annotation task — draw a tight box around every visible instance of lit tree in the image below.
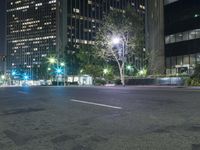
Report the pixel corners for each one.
[95,6,144,86]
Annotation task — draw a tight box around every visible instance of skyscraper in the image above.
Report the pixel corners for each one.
[6,0,145,79]
[6,0,57,79]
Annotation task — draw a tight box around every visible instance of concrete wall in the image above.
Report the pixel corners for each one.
[145,0,165,75]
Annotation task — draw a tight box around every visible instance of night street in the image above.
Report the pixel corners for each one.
[0,86,200,150]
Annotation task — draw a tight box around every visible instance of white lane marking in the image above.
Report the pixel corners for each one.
[18,91,29,95]
[70,99,122,110]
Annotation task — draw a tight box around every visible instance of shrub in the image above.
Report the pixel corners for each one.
[186,65,200,86]
[95,79,106,85]
[115,79,122,85]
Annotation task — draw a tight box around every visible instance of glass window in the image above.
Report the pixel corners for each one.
[169,35,175,43]
[182,31,189,41]
[166,57,171,68]
[176,33,183,42]
[197,53,200,64]
[190,54,196,65]
[195,29,200,39]
[165,36,170,44]
[177,56,183,65]
[189,30,196,40]
[183,55,189,65]
[171,56,176,67]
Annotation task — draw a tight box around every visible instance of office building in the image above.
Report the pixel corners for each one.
[165,0,200,75]
[6,0,57,79]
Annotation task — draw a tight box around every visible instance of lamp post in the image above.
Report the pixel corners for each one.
[60,62,66,86]
[111,36,126,86]
[48,57,66,86]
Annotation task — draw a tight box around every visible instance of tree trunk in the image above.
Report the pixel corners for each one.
[119,66,125,86]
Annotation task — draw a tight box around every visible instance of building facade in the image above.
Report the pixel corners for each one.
[6,0,145,79]
[164,0,200,75]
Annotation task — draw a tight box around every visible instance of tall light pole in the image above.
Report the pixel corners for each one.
[48,57,57,85]
[111,36,126,86]
[60,62,66,86]
[48,57,66,86]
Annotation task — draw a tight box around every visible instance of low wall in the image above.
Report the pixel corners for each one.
[125,77,186,86]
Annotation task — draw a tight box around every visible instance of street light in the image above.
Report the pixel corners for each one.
[48,57,66,86]
[1,75,5,80]
[126,65,132,70]
[112,37,120,45]
[103,68,109,74]
[49,57,56,64]
[60,62,65,67]
[60,62,66,86]
[56,68,62,74]
[12,71,16,76]
[111,36,126,86]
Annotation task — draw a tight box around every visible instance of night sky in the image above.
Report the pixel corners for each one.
[0,0,5,54]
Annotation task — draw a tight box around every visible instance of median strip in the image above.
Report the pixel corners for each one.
[70,99,122,110]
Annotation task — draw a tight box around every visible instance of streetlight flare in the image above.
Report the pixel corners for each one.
[49,57,56,64]
[112,37,120,44]
[60,62,65,66]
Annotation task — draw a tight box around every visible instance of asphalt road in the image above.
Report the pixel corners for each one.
[0,86,200,150]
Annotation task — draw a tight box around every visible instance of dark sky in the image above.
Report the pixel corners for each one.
[0,0,5,54]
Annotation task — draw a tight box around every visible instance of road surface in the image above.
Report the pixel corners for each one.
[0,86,200,150]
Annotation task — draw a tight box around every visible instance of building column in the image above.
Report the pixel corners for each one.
[145,0,165,75]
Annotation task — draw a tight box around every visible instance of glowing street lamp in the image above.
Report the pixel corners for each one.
[1,75,5,80]
[24,75,28,80]
[112,37,120,44]
[111,35,126,86]
[49,57,56,64]
[103,68,109,74]
[12,71,16,76]
[60,62,65,67]
[126,65,132,70]
[56,68,62,74]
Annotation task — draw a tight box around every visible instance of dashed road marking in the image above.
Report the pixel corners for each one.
[70,99,122,110]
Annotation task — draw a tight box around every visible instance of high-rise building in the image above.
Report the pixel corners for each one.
[6,0,145,79]
[164,0,200,75]
[6,0,57,79]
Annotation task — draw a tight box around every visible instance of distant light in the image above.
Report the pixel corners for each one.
[60,62,65,66]
[126,65,132,70]
[47,67,51,71]
[12,71,16,76]
[24,75,28,80]
[103,68,109,74]
[194,14,199,18]
[49,57,56,64]
[1,75,5,80]
[56,68,62,74]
